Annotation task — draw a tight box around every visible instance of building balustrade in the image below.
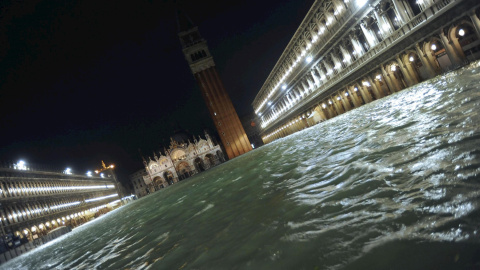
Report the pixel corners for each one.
[256,0,480,144]
[0,165,122,256]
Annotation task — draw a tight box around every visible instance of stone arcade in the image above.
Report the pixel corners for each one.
[253,0,480,143]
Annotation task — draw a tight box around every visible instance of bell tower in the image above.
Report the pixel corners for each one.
[177,13,252,159]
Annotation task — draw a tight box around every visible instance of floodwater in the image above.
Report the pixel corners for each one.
[3,62,480,269]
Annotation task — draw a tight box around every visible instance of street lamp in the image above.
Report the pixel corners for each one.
[14,160,27,170]
[64,168,72,175]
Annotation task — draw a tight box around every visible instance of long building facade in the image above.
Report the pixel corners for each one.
[253,0,480,143]
[0,163,121,254]
[178,15,252,159]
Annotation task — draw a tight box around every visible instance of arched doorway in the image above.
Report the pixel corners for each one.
[194,158,206,172]
[176,162,191,180]
[205,154,216,167]
[450,22,479,62]
[152,176,164,190]
[403,51,428,82]
[163,171,174,185]
[386,62,408,91]
[425,38,451,72]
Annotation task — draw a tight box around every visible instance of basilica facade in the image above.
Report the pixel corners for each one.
[142,131,225,190]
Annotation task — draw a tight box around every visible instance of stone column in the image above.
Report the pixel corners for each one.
[469,11,480,39]
[367,75,383,98]
[348,87,362,107]
[316,106,328,120]
[391,0,410,25]
[381,65,397,92]
[405,57,421,84]
[315,65,327,82]
[339,45,352,65]
[306,76,315,92]
[373,9,391,38]
[331,53,343,70]
[311,70,321,86]
[340,91,352,111]
[415,43,436,78]
[350,33,365,57]
[361,23,377,48]
[358,84,372,103]
[395,55,414,86]
[439,31,465,67]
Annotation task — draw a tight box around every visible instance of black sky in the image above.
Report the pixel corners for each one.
[0,0,312,187]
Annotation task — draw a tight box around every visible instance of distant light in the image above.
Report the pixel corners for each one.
[354,87,358,91]
[251,143,255,149]
[100,173,105,178]
[458,28,465,37]
[306,56,313,63]
[64,168,72,175]
[110,165,114,168]
[345,92,349,96]
[86,171,92,177]
[376,74,382,80]
[328,100,332,104]
[337,96,341,100]
[391,65,397,72]
[15,160,27,170]
[431,44,437,51]
[409,56,415,62]
[322,103,327,108]
[362,81,371,87]
[214,112,217,116]
[268,101,272,105]
[282,84,287,90]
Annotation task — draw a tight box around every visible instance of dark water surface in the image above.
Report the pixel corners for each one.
[4,63,480,269]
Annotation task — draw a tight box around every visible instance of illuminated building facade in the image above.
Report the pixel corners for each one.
[0,162,121,261]
[142,131,225,190]
[129,168,149,198]
[178,14,252,159]
[252,0,480,143]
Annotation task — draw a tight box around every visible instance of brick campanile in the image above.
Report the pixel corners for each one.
[177,15,252,159]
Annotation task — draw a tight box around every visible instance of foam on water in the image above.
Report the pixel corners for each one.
[3,63,480,269]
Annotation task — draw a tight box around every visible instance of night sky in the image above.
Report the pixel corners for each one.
[0,0,312,187]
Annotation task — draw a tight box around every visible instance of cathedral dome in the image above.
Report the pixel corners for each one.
[171,129,191,144]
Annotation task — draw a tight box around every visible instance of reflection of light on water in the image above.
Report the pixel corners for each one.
[4,61,480,270]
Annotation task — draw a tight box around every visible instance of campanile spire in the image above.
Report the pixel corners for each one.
[177,12,252,159]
